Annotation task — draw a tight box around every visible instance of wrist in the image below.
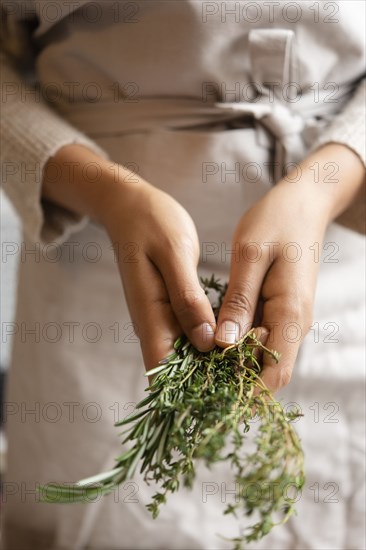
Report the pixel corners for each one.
[93,159,143,228]
[43,144,146,228]
[278,143,365,225]
[97,163,150,236]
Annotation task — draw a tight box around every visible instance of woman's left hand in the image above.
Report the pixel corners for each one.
[214,143,365,392]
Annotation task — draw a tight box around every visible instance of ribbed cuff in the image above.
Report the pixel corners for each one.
[1,56,108,245]
[310,80,365,235]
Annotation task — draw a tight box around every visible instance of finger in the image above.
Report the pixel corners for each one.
[121,256,181,371]
[154,242,216,352]
[215,244,269,347]
[260,266,313,393]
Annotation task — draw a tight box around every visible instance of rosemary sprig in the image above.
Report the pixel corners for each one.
[39,275,305,548]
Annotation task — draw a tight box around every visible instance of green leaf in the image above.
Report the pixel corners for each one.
[114,409,149,426]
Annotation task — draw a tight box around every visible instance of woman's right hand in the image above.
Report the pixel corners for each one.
[101,174,216,370]
[43,143,216,371]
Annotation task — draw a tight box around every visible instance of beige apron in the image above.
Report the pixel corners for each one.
[4,2,365,549]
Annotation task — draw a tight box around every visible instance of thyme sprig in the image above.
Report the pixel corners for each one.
[40,276,305,548]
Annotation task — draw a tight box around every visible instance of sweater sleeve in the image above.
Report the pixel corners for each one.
[0,51,109,245]
[311,79,366,235]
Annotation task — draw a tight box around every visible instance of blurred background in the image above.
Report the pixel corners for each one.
[0,190,21,475]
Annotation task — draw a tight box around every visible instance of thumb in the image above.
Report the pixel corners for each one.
[215,277,263,347]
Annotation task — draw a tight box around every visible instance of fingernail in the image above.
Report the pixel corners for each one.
[201,322,215,341]
[216,321,240,345]
[192,322,215,351]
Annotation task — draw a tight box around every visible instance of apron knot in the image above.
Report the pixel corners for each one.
[248,28,306,181]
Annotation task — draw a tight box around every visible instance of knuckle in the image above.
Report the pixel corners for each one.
[284,294,313,327]
[153,233,198,264]
[279,367,292,388]
[174,287,205,314]
[284,302,302,322]
[224,289,253,316]
[272,367,292,391]
[301,303,313,333]
[170,234,198,259]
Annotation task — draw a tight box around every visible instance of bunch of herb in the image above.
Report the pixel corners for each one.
[40,275,305,548]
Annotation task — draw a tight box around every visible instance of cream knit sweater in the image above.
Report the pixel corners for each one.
[1,22,365,241]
